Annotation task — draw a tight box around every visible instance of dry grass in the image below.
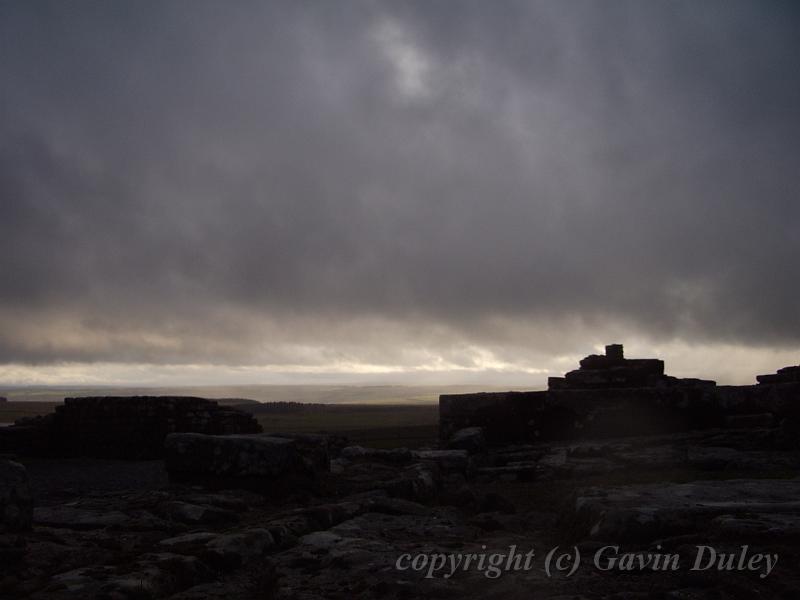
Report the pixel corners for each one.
[0,401,60,424]
[255,404,439,448]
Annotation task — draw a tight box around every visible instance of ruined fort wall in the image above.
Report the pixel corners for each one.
[440,382,800,444]
[0,396,262,459]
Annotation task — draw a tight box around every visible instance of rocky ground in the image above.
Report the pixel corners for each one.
[2,425,800,600]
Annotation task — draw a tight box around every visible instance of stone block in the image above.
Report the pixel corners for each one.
[164,433,323,492]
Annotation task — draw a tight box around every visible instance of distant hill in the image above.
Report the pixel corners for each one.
[213,397,260,405]
[0,384,511,405]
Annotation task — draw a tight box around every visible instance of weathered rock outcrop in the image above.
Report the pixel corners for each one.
[446,427,486,454]
[10,415,800,599]
[0,459,32,530]
[0,459,32,562]
[164,433,325,493]
[0,396,261,459]
[564,477,800,542]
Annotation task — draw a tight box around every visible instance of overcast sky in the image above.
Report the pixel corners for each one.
[1,1,799,387]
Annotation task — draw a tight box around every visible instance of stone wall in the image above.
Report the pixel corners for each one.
[0,396,262,459]
[440,345,800,444]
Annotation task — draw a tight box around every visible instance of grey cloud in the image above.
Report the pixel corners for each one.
[0,1,798,368]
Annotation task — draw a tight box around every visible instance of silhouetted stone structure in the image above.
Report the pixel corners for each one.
[547,343,714,390]
[756,364,800,385]
[441,344,800,444]
[0,396,261,459]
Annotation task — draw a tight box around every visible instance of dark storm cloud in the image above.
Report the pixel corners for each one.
[1,0,798,366]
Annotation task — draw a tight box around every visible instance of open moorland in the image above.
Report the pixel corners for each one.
[0,392,442,448]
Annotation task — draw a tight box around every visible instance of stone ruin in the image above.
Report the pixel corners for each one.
[440,344,800,445]
[757,364,800,384]
[0,396,261,459]
[547,343,714,389]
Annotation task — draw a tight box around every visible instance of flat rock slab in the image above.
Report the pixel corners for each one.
[476,463,539,482]
[711,513,800,539]
[203,528,275,570]
[159,532,218,552]
[161,501,239,525]
[412,449,469,471]
[340,446,414,463]
[166,434,299,477]
[34,506,132,530]
[568,478,800,542]
[96,552,214,598]
[447,427,486,454]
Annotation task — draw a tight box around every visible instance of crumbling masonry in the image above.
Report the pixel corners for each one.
[440,344,800,445]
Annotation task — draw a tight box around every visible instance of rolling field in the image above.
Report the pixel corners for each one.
[0,383,506,405]
[253,404,439,448]
[0,401,60,424]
